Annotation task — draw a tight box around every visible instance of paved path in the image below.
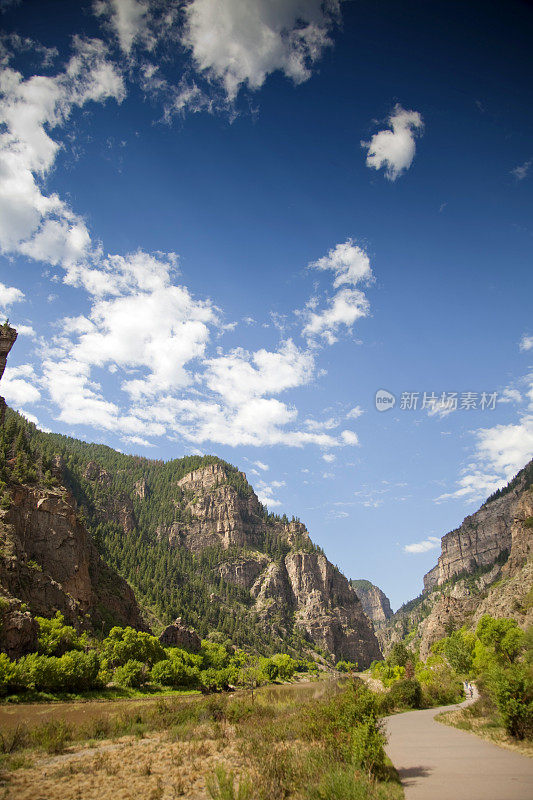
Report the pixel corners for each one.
[385,697,533,800]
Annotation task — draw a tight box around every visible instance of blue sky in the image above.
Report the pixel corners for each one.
[0,0,532,609]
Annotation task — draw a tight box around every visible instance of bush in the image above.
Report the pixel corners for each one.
[335,660,356,673]
[36,612,86,656]
[259,658,278,682]
[270,653,297,681]
[31,720,72,754]
[102,627,166,668]
[351,719,386,777]
[488,664,533,739]
[114,659,146,688]
[15,651,100,693]
[388,678,422,709]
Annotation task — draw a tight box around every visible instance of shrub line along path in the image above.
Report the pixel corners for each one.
[385,693,533,800]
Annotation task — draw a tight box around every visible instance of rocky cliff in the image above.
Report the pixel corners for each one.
[155,462,382,667]
[423,464,531,591]
[0,329,147,657]
[379,459,533,657]
[350,579,393,627]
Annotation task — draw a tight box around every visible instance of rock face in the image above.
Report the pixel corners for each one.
[0,325,17,425]
[0,330,147,657]
[158,464,382,667]
[422,467,531,591]
[380,460,533,657]
[0,325,17,383]
[0,483,147,657]
[159,618,201,652]
[350,579,393,627]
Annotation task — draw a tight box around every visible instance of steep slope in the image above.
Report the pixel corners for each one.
[379,459,533,656]
[350,579,393,627]
[68,455,381,666]
[0,327,147,657]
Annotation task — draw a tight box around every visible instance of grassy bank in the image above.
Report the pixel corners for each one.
[0,679,404,800]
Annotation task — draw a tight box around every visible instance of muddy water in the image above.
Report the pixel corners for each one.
[0,679,342,732]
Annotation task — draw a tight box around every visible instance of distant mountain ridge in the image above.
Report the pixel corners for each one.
[350,579,393,627]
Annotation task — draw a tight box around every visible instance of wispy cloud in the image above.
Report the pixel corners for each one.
[511,160,531,181]
[403,536,440,554]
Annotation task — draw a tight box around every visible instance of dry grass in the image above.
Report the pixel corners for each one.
[436,704,533,759]
[0,683,404,800]
[2,731,245,800]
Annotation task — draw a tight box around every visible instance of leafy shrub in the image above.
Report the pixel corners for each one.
[102,627,166,668]
[488,664,533,739]
[388,678,422,709]
[36,612,86,656]
[114,659,146,688]
[270,653,297,680]
[336,660,356,673]
[259,657,278,681]
[351,719,386,777]
[15,650,100,692]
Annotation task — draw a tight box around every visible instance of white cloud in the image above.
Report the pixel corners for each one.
[322,453,335,463]
[1,363,41,405]
[519,334,533,352]
[301,239,373,344]
[255,477,284,508]
[346,405,364,419]
[0,37,124,272]
[499,388,522,404]
[308,238,373,288]
[254,460,269,471]
[404,536,440,554]
[0,282,24,311]
[511,160,531,181]
[340,429,358,445]
[361,104,424,181]
[123,434,154,447]
[302,287,370,344]
[182,0,339,101]
[93,0,152,54]
[426,397,457,418]
[436,372,533,503]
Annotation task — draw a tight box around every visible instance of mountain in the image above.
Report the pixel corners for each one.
[0,326,146,658]
[379,459,533,656]
[350,579,393,627]
[0,329,381,667]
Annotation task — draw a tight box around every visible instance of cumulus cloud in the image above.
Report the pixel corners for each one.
[362,104,424,181]
[302,287,370,344]
[0,37,124,272]
[308,239,373,288]
[0,281,24,310]
[0,29,366,454]
[182,0,340,100]
[1,363,41,405]
[403,536,440,554]
[301,239,373,344]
